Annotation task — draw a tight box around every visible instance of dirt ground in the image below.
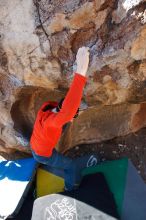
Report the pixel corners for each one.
[66,127,146,183]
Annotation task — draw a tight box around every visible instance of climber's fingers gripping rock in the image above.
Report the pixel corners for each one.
[76,47,90,77]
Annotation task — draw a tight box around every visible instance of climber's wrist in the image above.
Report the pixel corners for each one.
[76,69,87,77]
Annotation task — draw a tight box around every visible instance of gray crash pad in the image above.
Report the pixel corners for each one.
[31,194,117,220]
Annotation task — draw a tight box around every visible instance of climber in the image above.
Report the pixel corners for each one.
[30,46,99,190]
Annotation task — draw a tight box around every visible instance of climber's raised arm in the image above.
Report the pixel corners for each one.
[45,47,90,127]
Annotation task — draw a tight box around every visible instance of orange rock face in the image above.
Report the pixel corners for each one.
[0,0,146,156]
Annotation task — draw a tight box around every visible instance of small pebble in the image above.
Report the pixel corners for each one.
[112,151,117,154]
[118,144,123,147]
[102,158,106,162]
[100,151,104,154]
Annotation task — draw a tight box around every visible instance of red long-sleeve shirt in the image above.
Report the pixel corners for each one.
[30,73,87,157]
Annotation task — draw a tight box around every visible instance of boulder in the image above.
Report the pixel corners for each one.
[0,0,146,156]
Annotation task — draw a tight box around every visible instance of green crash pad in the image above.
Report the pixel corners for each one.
[82,158,128,215]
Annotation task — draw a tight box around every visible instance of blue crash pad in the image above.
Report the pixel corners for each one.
[0,157,37,219]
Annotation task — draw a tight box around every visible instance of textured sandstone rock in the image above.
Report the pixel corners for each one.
[56,103,146,153]
[0,0,146,156]
[131,28,146,60]
[112,0,145,24]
